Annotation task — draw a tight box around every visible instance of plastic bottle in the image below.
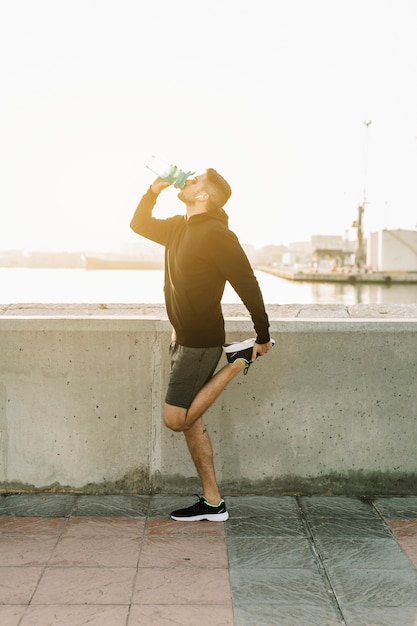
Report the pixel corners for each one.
[145,155,196,189]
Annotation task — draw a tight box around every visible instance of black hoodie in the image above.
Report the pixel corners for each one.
[130,187,270,348]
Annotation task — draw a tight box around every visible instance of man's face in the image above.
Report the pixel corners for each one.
[177,173,207,204]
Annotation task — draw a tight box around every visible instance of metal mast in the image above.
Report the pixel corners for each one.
[353,120,371,269]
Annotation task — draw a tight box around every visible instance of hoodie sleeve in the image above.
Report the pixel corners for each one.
[209,226,271,344]
[130,187,171,246]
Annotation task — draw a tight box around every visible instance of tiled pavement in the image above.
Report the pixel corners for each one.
[1,495,417,625]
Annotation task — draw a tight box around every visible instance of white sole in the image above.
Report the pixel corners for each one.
[223,339,255,353]
[170,511,229,522]
[223,338,275,353]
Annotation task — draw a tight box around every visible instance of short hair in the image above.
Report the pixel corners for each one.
[204,168,232,211]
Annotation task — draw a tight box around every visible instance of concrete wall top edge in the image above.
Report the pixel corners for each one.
[2,303,417,318]
[1,303,417,333]
[1,317,417,333]
[0,318,169,332]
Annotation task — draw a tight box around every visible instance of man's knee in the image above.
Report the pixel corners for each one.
[164,404,189,432]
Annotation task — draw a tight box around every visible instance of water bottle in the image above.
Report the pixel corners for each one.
[146,155,195,189]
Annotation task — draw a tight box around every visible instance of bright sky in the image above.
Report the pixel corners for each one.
[1,0,416,252]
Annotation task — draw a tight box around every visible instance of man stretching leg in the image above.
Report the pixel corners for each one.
[130,168,273,521]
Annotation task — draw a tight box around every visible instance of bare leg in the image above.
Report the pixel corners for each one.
[184,419,220,504]
[185,360,246,427]
[164,359,246,504]
[164,360,246,432]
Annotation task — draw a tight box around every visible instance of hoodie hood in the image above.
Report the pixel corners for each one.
[208,207,229,226]
[187,207,229,228]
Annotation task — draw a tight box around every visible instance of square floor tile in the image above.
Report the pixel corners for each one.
[20,605,129,626]
[388,521,417,570]
[388,518,417,539]
[147,495,195,518]
[329,567,417,608]
[233,603,343,626]
[230,568,331,605]
[307,517,391,539]
[145,517,225,537]
[71,495,150,517]
[139,536,228,568]
[0,605,27,626]
[0,495,77,518]
[374,497,417,519]
[226,514,305,538]
[396,539,417,569]
[227,537,316,569]
[0,567,42,604]
[31,567,136,605]
[132,567,232,604]
[0,517,68,536]
[343,605,417,625]
[128,604,234,625]
[316,537,414,570]
[225,496,300,517]
[62,517,146,539]
[0,536,58,566]
[300,496,377,519]
[49,536,141,567]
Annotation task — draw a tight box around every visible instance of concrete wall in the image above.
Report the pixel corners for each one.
[1,304,417,495]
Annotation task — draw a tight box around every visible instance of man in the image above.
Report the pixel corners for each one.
[130,167,273,521]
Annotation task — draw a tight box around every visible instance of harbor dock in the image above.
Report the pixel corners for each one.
[259,266,417,285]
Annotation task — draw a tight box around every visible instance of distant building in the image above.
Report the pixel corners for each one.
[311,235,344,249]
[367,229,417,272]
[310,235,356,269]
[255,244,289,266]
[282,236,356,269]
[282,241,312,268]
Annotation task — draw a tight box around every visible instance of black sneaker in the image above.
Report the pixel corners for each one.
[170,495,229,522]
[223,338,275,374]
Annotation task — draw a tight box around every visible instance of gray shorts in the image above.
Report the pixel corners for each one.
[165,342,223,410]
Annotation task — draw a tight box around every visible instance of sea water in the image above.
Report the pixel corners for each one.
[2,268,417,305]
